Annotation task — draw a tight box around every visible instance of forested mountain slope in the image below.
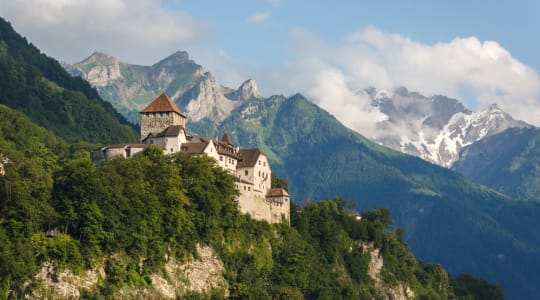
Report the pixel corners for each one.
[0,104,500,298]
[216,94,540,299]
[0,18,137,144]
[453,126,540,202]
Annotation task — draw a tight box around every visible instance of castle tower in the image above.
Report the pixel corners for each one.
[140,92,186,141]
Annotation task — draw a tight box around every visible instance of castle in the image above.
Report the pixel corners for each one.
[92,92,290,224]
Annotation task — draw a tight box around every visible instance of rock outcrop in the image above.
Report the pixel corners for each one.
[75,52,122,87]
[226,79,261,101]
[30,244,226,299]
[151,244,227,298]
[182,73,239,122]
[364,243,415,300]
[33,262,105,299]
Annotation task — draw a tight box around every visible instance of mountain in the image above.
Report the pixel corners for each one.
[0,18,138,144]
[67,52,261,125]
[66,50,540,299]
[0,18,513,299]
[68,51,532,169]
[453,126,540,201]
[361,87,532,167]
[0,104,499,299]
[218,94,540,300]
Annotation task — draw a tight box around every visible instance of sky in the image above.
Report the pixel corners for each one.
[1,0,540,130]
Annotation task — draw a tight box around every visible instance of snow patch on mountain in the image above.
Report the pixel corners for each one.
[363,88,532,167]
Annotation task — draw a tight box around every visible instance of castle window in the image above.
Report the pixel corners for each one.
[263,162,266,166]
[170,148,173,153]
[245,170,248,176]
[248,187,251,191]
[220,156,223,161]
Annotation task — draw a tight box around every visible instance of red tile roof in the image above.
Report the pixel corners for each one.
[140,92,185,117]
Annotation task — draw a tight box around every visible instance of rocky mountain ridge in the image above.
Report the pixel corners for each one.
[362,87,532,167]
[66,52,532,168]
[67,51,262,124]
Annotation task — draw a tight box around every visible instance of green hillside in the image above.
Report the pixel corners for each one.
[0,104,501,298]
[453,127,540,202]
[0,17,138,144]
[216,94,540,300]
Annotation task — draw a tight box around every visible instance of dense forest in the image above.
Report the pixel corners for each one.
[0,104,502,298]
[0,18,138,144]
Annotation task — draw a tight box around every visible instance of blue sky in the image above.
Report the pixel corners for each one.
[174,0,540,69]
[1,0,539,128]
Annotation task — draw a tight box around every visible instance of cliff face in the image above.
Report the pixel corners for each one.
[182,73,240,123]
[364,243,415,300]
[32,243,421,300]
[30,245,226,299]
[151,245,227,298]
[73,52,123,87]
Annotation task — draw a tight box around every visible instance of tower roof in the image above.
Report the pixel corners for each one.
[221,132,233,145]
[140,92,185,117]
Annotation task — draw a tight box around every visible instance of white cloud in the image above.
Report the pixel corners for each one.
[0,0,206,64]
[254,26,540,130]
[246,12,271,23]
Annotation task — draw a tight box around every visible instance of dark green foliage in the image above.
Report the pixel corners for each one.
[271,173,289,191]
[0,111,500,298]
[0,82,501,298]
[215,93,539,299]
[0,18,101,101]
[0,17,138,144]
[452,274,504,300]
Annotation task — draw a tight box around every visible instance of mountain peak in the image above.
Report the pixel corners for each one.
[155,51,191,67]
[74,51,121,87]
[238,79,261,100]
[224,79,261,102]
[487,103,501,111]
[80,51,117,65]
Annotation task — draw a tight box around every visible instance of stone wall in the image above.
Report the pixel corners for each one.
[140,112,185,140]
[235,182,289,224]
[267,195,290,224]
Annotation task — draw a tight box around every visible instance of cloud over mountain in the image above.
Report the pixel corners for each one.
[267,26,540,130]
[193,26,540,129]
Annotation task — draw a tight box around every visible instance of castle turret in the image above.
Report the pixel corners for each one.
[140,92,186,141]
